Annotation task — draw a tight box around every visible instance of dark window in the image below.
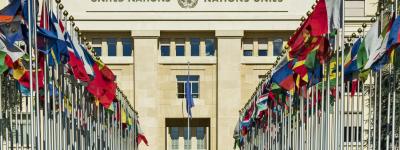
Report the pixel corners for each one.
[184,127,192,149]
[177,75,199,99]
[258,38,268,56]
[343,126,362,142]
[161,46,170,56]
[258,50,268,56]
[107,38,117,56]
[93,47,102,56]
[161,39,170,56]
[243,38,253,56]
[92,38,102,56]
[273,38,283,56]
[243,50,253,56]
[176,39,185,56]
[191,38,200,56]
[196,127,206,149]
[205,38,215,56]
[176,46,185,56]
[171,127,179,149]
[122,38,132,56]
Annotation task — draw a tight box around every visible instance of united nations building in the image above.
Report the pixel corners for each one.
[56,0,375,149]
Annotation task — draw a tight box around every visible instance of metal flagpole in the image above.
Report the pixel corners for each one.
[0,75,2,150]
[321,64,325,150]
[346,81,350,150]
[356,80,360,150]
[27,0,35,148]
[387,66,392,150]
[340,0,346,147]
[378,70,382,150]
[187,61,190,150]
[335,24,340,150]
[373,72,377,150]
[326,57,330,150]
[300,87,304,150]
[43,0,49,149]
[391,1,398,149]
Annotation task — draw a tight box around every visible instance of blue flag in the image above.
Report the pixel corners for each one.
[185,77,194,118]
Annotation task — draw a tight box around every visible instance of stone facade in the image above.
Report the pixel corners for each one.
[61,0,377,149]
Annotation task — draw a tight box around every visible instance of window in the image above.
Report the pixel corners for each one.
[243,38,253,56]
[122,38,132,56]
[273,38,283,56]
[343,126,362,142]
[196,127,206,149]
[8,118,31,148]
[160,39,170,56]
[170,127,179,150]
[92,38,102,56]
[243,50,253,56]
[258,38,268,56]
[166,118,209,150]
[205,38,215,56]
[177,75,199,99]
[184,127,191,150]
[176,39,185,56]
[107,38,117,56]
[191,38,200,56]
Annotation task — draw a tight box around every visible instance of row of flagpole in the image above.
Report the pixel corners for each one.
[0,0,146,150]
[234,0,400,150]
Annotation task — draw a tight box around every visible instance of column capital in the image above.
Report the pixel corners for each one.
[215,30,244,38]
[131,30,160,38]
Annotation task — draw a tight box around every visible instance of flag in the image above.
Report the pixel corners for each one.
[0,16,24,45]
[256,94,268,118]
[136,121,149,146]
[288,0,329,55]
[65,34,90,82]
[0,35,24,62]
[49,12,68,64]
[0,0,20,23]
[86,63,116,108]
[271,58,295,93]
[344,38,361,75]
[18,69,44,90]
[65,33,94,76]
[357,20,381,70]
[12,59,25,80]
[121,108,127,124]
[0,51,9,74]
[185,76,194,118]
[326,0,343,32]
[364,14,394,71]
[387,16,400,51]
[292,60,309,86]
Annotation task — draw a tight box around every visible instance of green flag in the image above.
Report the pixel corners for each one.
[357,20,381,70]
[0,51,8,74]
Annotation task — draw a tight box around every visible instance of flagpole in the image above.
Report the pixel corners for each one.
[43,0,50,149]
[340,0,346,149]
[0,75,2,150]
[391,1,398,149]
[187,61,190,149]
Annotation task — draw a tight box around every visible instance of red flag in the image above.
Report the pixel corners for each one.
[86,63,116,108]
[68,51,90,82]
[288,0,329,58]
[351,79,358,97]
[18,70,44,90]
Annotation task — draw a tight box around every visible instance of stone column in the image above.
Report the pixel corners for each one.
[132,30,163,150]
[216,30,243,150]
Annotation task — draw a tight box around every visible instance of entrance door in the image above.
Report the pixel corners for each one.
[165,118,210,150]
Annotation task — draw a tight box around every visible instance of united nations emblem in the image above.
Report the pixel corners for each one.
[178,0,198,8]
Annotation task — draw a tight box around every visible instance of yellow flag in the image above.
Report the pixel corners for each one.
[13,60,25,80]
[121,109,127,124]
